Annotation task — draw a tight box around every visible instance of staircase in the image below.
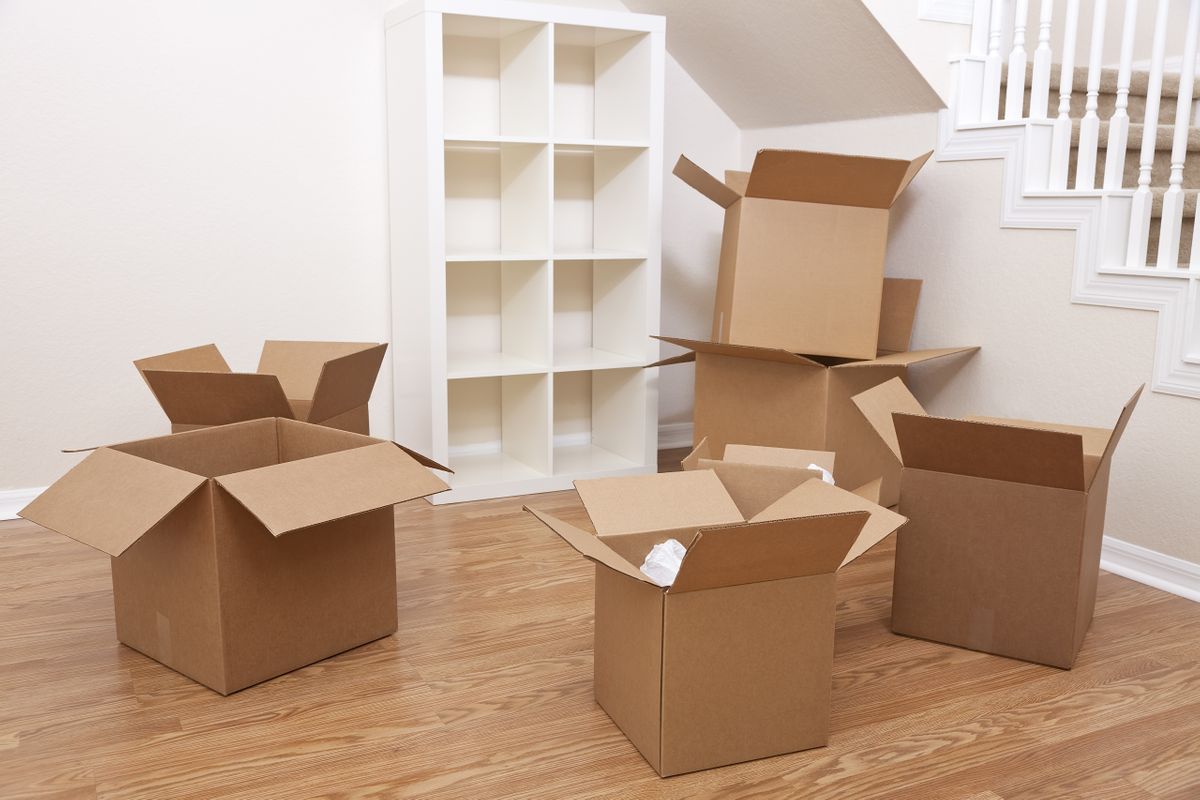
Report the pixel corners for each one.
[937,0,1200,399]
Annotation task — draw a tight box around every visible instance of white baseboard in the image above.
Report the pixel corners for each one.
[0,487,44,521]
[658,422,694,450]
[1101,536,1200,603]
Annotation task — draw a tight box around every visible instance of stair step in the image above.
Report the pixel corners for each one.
[1150,186,1199,218]
[1003,64,1187,99]
[1070,120,1200,152]
[1000,64,1189,120]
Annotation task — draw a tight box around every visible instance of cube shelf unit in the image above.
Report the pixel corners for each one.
[386,0,664,503]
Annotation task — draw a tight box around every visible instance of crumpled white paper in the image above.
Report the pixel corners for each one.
[640,538,687,587]
[808,463,835,485]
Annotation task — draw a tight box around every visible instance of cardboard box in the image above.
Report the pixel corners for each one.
[674,148,932,359]
[135,341,387,434]
[681,437,836,518]
[852,377,1143,668]
[653,291,977,507]
[527,469,905,776]
[20,418,450,694]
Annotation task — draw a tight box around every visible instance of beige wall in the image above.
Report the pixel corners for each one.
[743,112,1200,565]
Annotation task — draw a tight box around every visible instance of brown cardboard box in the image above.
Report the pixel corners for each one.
[674,149,932,360]
[852,377,1143,668]
[527,469,905,776]
[654,312,978,507]
[20,418,450,694]
[134,341,387,434]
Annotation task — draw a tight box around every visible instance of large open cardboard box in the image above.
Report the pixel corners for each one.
[20,418,449,694]
[528,469,905,776]
[852,378,1143,668]
[674,149,931,360]
[135,341,387,434]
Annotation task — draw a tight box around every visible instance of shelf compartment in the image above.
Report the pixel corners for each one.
[443,15,550,140]
[445,141,550,257]
[553,25,651,142]
[553,259,647,371]
[552,368,647,476]
[447,260,549,379]
[553,146,648,254]
[448,373,551,486]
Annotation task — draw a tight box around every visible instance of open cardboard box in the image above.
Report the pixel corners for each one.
[135,341,387,434]
[682,437,836,518]
[654,279,978,507]
[852,377,1143,668]
[20,418,450,694]
[674,148,932,360]
[527,468,905,776]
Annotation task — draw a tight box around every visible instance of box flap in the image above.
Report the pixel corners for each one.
[214,440,449,537]
[672,155,742,209]
[308,344,388,423]
[653,336,824,368]
[850,377,928,461]
[19,448,206,557]
[877,278,922,354]
[851,478,883,504]
[1093,385,1143,487]
[134,343,231,379]
[140,370,294,426]
[667,511,870,593]
[395,444,453,474]
[743,149,932,209]
[525,507,658,586]
[681,439,826,519]
[834,346,980,369]
[679,436,714,472]
[751,479,907,569]
[574,471,744,538]
[893,414,1087,491]
[723,443,836,472]
[724,169,750,195]
[648,351,697,369]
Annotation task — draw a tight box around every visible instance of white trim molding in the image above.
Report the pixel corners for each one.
[1102,536,1200,603]
[0,487,44,522]
[919,0,975,25]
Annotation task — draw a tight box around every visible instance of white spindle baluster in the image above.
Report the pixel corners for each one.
[971,0,992,56]
[982,0,1006,122]
[1049,0,1081,189]
[1006,0,1031,119]
[1029,0,1054,119]
[1075,0,1109,189]
[1127,0,1170,266]
[1158,0,1200,268]
[1103,1,1140,190]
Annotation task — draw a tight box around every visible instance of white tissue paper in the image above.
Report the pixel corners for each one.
[808,463,835,485]
[640,538,687,587]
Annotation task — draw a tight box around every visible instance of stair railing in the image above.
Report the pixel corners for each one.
[1127,0,1172,266]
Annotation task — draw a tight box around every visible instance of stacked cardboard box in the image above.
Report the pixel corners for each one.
[656,149,978,505]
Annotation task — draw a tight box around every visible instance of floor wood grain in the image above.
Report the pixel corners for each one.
[3,449,1199,799]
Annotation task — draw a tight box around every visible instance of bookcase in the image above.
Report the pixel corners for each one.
[385,0,664,503]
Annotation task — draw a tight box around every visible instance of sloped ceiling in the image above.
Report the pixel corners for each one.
[621,0,945,128]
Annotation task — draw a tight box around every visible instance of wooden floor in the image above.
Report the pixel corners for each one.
[4,449,1200,799]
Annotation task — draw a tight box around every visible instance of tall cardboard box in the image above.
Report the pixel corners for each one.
[674,149,931,359]
[528,469,905,776]
[852,378,1143,668]
[20,418,449,694]
[135,340,387,434]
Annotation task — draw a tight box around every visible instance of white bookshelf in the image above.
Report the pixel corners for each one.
[385,0,664,503]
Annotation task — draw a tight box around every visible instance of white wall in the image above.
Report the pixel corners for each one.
[744,112,1200,565]
[0,0,735,491]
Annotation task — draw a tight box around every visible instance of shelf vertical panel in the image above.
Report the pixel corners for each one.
[595,32,651,142]
[499,23,551,138]
[502,373,552,475]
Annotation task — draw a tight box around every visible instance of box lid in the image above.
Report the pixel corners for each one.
[139,370,295,426]
[743,149,933,209]
[574,471,745,537]
[214,440,449,537]
[19,448,207,557]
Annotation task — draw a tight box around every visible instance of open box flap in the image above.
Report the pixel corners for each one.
[673,155,742,209]
[742,149,932,208]
[134,344,231,384]
[681,441,826,520]
[19,448,206,557]
[574,471,744,538]
[723,443,836,472]
[724,169,751,195]
[1094,385,1143,485]
[667,511,870,594]
[851,377,929,461]
[834,346,980,370]
[877,278,923,355]
[648,351,697,369]
[140,370,295,426]
[751,479,907,569]
[652,336,825,368]
[525,507,657,586]
[851,478,883,504]
[307,343,388,423]
[214,441,449,537]
[680,436,714,471]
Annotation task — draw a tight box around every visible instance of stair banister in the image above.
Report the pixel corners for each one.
[1127,0,1171,267]
[1157,0,1200,268]
[1006,0,1031,119]
[1103,0,1140,191]
[982,0,1006,122]
[1049,0,1081,189]
[1076,0,1109,189]
[1029,0,1054,119]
